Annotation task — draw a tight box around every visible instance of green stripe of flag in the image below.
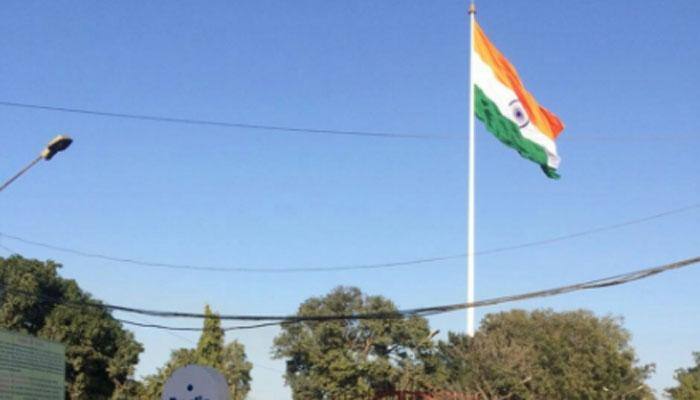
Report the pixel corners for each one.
[475,85,560,179]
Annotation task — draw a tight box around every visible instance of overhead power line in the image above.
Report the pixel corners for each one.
[117,318,283,332]
[476,202,700,256]
[0,236,464,272]
[1,101,697,143]
[119,316,286,374]
[3,256,698,332]
[1,202,698,273]
[0,244,17,255]
[0,101,454,140]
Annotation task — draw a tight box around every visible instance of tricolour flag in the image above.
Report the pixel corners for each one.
[473,21,564,178]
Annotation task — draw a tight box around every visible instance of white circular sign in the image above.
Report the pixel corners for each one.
[162,364,230,400]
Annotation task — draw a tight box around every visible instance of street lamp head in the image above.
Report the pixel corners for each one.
[41,135,73,160]
[0,134,74,193]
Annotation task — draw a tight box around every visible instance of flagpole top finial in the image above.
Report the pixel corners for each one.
[468,3,476,15]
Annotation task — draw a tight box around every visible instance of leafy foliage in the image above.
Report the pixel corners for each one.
[140,305,253,399]
[438,309,654,400]
[0,255,143,400]
[272,286,445,399]
[666,352,700,400]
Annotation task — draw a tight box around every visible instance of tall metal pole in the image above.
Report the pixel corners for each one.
[467,2,476,337]
[0,156,42,193]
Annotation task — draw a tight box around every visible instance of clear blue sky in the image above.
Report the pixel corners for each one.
[1,1,698,398]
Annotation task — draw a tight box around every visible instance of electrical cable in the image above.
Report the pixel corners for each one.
[1,101,696,143]
[0,236,465,272]
[0,101,454,140]
[0,243,19,256]
[120,317,286,374]
[475,202,700,256]
[1,202,698,273]
[117,318,285,332]
[2,255,698,331]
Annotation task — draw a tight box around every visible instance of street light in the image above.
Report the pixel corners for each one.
[0,135,73,193]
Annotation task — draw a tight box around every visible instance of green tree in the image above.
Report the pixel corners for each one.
[666,352,700,400]
[437,309,654,400]
[196,305,225,366]
[140,305,253,400]
[272,286,445,400]
[0,255,143,400]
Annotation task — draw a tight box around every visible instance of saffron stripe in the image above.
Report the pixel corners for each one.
[474,21,564,140]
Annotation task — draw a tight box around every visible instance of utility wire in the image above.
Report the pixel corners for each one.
[0,276,284,371]
[117,318,284,332]
[0,101,454,140]
[0,235,465,272]
[123,316,196,343]
[0,235,464,272]
[475,202,700,256]
[3,256,698,330]
[1,101,696,143]
[0,244,19,256]
[0,283,281,373]
[4,239,289,371]
[118,317,286,374]
[1,202,698,273]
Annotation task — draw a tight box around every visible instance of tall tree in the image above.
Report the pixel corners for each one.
[437,309,654,400]
[272,286,445,399]
[0,255,143,400]
[666,352,700,400]
[140,305,253,400]
[196,305,225,366]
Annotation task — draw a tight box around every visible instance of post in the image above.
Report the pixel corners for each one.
[467,2,476,337]
[0,156,42,193]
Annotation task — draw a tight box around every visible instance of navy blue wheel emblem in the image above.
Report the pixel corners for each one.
[508,99,530,128]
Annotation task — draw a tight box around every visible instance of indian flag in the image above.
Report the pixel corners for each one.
[473,21,564,178]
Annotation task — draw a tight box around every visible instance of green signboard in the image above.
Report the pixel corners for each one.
[0,329,65,400]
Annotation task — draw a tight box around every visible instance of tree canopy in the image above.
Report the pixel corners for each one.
[666,352,700,400]
[437,309,654,400]
[0,255,667,400]
[140,305,253,400]
[272,286,445,399]
[0,255,143,399]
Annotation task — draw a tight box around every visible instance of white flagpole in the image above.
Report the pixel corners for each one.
[467,1,476,337]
